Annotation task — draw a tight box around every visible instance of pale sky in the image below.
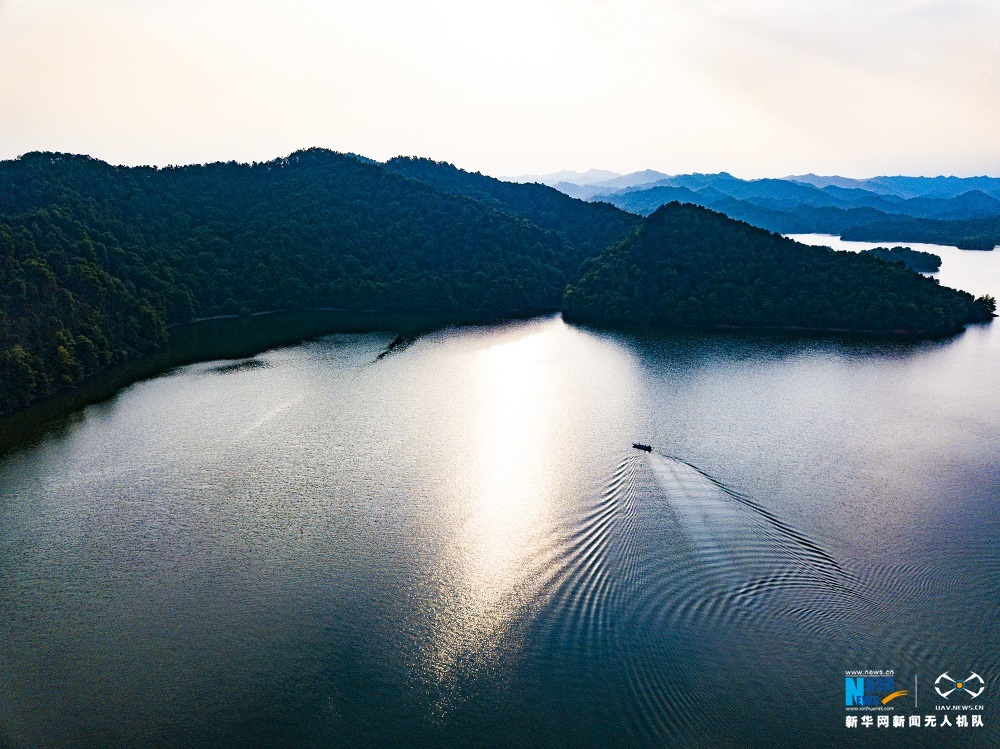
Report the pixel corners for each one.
[1,0,999,177]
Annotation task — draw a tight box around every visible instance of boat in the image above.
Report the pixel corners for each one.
[632,443,652,452]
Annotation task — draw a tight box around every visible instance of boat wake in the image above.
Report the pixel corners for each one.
[643,451,870,634]
[534,448,873,745]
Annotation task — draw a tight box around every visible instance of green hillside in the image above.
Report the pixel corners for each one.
[1,155,994,418]
[0,150,608,413]
[384,156,639,267]
[562,203,994,334]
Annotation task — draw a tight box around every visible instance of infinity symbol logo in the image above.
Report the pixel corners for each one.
[934,672,985,700]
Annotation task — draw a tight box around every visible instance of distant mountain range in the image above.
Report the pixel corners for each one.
[507,169,621,187]
[509,170,1000,250]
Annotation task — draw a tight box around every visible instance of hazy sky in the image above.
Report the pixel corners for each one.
[2,0,999,177]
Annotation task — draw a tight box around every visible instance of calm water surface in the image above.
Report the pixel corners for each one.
[1,236,999,748]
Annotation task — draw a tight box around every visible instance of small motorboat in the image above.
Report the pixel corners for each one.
[632,443,652,452]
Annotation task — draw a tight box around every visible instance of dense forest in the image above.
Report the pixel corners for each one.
[0,150,634,414]
[1,154,995,417]
[562,203,995,334]
[860,246,941,272]
[383,157,640,269]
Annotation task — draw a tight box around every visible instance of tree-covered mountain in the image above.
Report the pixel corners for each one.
[788,174,1000,200]
[526,169,1000,203]
[0,204,169,414]
[562,203,995,334]
[0,149,634,414]
[2,153,995,418]
[383,156,639,269]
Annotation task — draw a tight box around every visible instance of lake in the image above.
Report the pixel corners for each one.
[1,235,998,748]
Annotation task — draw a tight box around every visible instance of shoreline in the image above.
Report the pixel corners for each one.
[0,308,553,455]
[3,306,992,456]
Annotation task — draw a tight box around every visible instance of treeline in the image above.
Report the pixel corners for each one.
[0,150,635,413]
[563,203,995,334]
[383,156,640,268]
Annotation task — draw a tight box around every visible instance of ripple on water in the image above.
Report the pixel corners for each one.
[533,450,876,745]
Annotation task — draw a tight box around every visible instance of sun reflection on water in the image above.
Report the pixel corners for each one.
[425,329,564,693]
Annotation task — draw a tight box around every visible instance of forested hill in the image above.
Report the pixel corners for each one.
[383,156,639,267]
[0,149,632,414]
[1,153,995,418]
[562,203,996,334]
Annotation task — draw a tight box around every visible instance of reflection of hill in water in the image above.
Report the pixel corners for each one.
[606,324,955,370]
